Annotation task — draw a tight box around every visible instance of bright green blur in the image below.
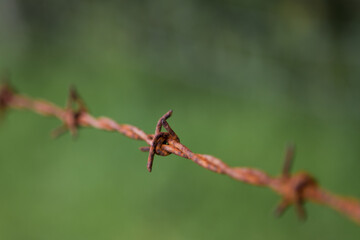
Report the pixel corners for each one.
[0,1,360,239]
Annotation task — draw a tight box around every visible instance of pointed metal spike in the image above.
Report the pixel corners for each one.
[147,157,154,172]
[51,125,68,139]
[274,199,291,217]
[295,200,307,221]
[147,144,156,172]
[69,125,78,139]
[282,144,295,177]
[139,146,150,152]
[69,85,78,101]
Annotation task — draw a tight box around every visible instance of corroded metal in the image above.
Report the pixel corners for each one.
[1,83,360,225]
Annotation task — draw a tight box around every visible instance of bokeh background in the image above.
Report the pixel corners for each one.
[1,0,360,239]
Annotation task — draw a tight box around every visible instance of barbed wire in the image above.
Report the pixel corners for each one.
[1,83,360,225]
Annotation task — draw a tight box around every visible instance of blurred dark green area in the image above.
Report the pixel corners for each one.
[1,0,360,239]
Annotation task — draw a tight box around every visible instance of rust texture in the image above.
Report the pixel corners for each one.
[1,83,360,225]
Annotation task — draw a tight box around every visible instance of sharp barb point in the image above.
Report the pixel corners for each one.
[282,144,296,177]
[274,199,290,218]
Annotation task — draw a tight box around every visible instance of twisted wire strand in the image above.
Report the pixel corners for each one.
[1,83,360,225]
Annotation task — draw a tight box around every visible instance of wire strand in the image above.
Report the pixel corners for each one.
[1,83,360,225]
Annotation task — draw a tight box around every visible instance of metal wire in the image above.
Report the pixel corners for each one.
[1,83,360,225]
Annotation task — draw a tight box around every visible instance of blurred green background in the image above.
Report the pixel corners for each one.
[1,0,360,239]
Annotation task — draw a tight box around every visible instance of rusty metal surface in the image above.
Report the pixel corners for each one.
[1,83,360,225]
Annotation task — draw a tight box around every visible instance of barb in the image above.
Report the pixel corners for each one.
[1,83,360,225]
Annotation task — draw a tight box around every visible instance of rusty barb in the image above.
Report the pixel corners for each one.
[52,86,87,138]
[0,83,13,111]
[273,145,317,220]
[1,82,360,226]
[140,110,180,172]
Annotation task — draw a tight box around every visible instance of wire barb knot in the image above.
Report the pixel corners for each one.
[0,83,14,111]
[140,110,180,172]
[274,145,317,220]
[52,86,87,138]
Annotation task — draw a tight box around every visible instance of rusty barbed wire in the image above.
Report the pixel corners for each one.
[1,83,360,225]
